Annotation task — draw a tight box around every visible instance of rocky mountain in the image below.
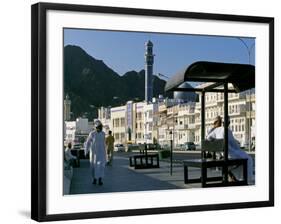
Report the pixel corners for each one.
[64,45,170,120]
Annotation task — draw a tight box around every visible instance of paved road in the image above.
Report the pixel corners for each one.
[70,156,188,194]
[69,151,250,195]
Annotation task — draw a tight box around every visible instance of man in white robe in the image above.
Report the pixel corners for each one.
[85,120,106,185]
[206,116,254,184]
[64,142,77,168]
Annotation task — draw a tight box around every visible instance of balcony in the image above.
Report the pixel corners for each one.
[205,101,218,107]
[246,111,255,118]
[188,123,196,129]
[176,124,187,130]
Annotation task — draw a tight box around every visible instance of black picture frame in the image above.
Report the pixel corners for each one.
[31,2,274,222]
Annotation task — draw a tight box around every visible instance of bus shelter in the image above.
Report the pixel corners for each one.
[165,61,255,187]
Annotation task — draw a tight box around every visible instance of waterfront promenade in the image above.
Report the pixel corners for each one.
[67,152,255,195]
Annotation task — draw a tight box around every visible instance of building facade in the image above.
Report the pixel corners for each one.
[96,87,255,149]
[194,86,255,148]
[110,105,126,144]
[98,106,112,134]
[64,117,91,146]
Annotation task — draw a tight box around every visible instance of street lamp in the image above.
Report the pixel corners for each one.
[237,37,255,65]
[236,37,255,152]
[169,129,173,176]
[157,73,169,79]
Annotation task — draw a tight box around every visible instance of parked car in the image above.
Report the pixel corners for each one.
[161,144,170,150]
[127,144,139,152]
[114,144,125,152]
[147,143,161,150]
[183,142,196,151]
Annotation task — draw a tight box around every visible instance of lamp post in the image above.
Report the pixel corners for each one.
[236,38,255,152]
[237,37,255,65]
[169,129,173,176]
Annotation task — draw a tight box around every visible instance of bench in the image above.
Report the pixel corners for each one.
[129,154,160,169]
[129,144,160,169]
[183,139,248,187]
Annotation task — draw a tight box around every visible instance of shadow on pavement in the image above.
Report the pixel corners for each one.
[70,156,182,194]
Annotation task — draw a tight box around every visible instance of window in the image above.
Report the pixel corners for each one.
[115,118,120,127]
[149,123,152,131]
[121,118,125,126]
[137,112,142,120]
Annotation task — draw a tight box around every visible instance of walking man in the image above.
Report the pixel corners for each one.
[106,130,115,166]
[84,120,106,185]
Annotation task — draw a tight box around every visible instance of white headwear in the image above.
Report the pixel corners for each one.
[94,120,102,128]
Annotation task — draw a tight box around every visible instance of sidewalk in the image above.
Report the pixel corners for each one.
[69,155,224,194]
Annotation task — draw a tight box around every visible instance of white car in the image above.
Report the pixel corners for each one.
[114,144,125,152]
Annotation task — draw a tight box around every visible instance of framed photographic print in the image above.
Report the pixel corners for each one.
[31,2,274,222]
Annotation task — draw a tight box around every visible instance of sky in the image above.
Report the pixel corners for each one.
[64,28,255,79]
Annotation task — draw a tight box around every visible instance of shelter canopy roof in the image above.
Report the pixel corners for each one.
[165,61,255,93]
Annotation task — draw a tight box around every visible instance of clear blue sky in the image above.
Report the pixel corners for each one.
[64,28,255,78]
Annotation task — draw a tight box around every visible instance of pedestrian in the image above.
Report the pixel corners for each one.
[64,142,77,168]
[106,130,115,166]
[84,120,107,185]
[206,116,254,184]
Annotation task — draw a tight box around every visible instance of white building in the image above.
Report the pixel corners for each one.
[134,102,146,144]
[104,100,159,145]
[143,102,158,144]
[96,87,255,150]
[175,102,196,146]
[194,84,255,148]
[110,105,126,144]
[64,117,91,146]
[98,106,112,134]
[65,121,76,145]
[155,98,181,147]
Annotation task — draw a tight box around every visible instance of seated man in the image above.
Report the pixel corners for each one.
[206,116,254,184]
[64,142,77,168]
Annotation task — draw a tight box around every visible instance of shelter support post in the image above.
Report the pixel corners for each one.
[223,82,229,183]
[201,91,205,158]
